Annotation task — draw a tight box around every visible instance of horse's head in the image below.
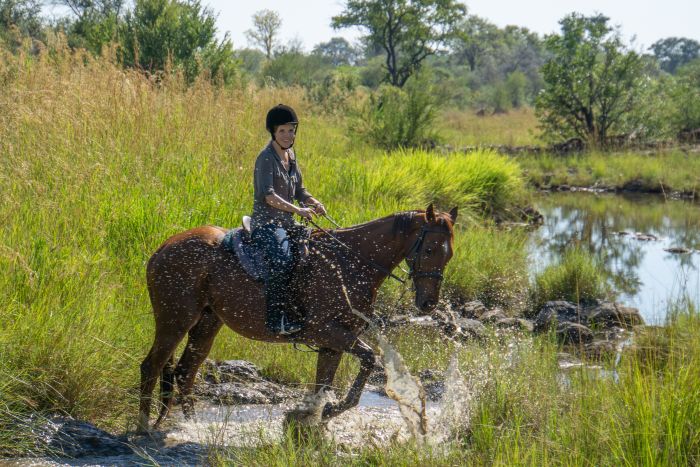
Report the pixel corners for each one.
[409,203,458,314]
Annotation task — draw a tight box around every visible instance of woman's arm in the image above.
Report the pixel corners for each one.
[265,193,314,220]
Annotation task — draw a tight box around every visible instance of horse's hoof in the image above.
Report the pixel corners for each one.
[321,402,337,419]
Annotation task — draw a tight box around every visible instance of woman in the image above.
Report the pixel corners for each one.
[251,104,326,335]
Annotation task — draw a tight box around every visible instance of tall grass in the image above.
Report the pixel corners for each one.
[529,246,612,312]
[0,44,528,449]
[518,150,700,194]
[440,107,540,147]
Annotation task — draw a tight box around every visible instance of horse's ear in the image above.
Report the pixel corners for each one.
[426,203,436,222]
[449,206,458,222]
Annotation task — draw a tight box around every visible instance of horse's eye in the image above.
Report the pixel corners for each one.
[425,247,433,255]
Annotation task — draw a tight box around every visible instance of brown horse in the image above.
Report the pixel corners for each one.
[138,204,457,432]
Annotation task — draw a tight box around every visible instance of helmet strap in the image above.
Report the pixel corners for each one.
[271,134,294,150]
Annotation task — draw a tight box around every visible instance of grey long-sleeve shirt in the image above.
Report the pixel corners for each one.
[251,141,313,231]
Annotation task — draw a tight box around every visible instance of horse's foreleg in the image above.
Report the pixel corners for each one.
[314,348,342,394]
[322,339,375,419]
[170,309,223,421]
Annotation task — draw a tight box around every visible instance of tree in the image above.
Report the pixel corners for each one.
[245,9,281,59]
[120,0,237,84]
[0,0,43,42]
[332,0,466,87]
[668,60,700,132]
[650,37,700,74]
[535,13,647,145]
[452,15,499,72]
[54,0,124,53]
[312,36,360,66]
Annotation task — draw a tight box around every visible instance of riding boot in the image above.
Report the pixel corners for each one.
[264,283,301,336]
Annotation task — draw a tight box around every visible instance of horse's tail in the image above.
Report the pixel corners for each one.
[155,354,176,426]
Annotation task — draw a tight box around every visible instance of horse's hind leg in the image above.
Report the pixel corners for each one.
[139,326,190,432]
[170,308,223,420]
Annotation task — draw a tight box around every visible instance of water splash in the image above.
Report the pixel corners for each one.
[375,333,428,443]
[432,352,473,442]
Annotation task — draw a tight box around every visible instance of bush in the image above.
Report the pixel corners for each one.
[529,247,612,312]
[353,70,439,149]
[669,59,700,133]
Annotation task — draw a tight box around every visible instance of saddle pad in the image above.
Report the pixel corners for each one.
[221,228,267,282]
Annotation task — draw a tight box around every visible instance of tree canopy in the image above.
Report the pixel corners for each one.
[245,9,281,59]
[535,13,646,144]
[650,37,700,75]
[332,0,466,87]
[119,0,236,83]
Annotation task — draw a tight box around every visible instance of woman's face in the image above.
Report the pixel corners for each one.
[273,124,296,148]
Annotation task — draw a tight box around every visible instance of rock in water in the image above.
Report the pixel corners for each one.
[36,417,131,458]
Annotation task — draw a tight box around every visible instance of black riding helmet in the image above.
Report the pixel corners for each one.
[266,104,298,149]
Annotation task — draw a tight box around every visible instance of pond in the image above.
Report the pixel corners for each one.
[529,192,700,325]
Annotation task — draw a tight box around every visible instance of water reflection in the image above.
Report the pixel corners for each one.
[529,192,700,324]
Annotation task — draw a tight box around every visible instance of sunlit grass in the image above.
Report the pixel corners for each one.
[440,107,540,147]
[519,150,700,194]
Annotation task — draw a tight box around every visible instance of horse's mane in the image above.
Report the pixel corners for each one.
[310,211,423,240]
[392,211,417,237]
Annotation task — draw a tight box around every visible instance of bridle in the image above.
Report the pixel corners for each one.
[404,224,451,285]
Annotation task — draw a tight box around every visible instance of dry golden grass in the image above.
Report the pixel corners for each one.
[439,107,540,147]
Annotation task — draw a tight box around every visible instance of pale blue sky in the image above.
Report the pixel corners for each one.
[43,1,700,52]
[204,0,700,52]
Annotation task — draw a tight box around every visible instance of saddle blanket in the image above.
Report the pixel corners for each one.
[221,228,267,282]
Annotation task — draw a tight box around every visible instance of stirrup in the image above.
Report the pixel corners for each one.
[275,316,302,335]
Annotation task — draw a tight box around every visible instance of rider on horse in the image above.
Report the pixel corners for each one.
[251,104,326,336]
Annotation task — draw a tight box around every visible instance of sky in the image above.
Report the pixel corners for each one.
[202,0,700,52]
[43,0,700,52]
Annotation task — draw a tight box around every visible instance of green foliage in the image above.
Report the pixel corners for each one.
[260,49,328,87]
[535,13,647,145]
[650,37,700,74]
[311,36,360,66]
[55,0,124,55]
[0,0,43,47]
[119,0,238,83]
[306,66,360,114]
[668,59,700,132]
[353,70,439,148]
[505,71,527,108]
[530,246,611,312]
[332,0,466,87]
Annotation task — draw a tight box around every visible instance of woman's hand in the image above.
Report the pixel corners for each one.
[313,203,327,216]
[296,207,315,220]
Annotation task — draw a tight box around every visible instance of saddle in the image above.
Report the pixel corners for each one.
[221,216,311,282]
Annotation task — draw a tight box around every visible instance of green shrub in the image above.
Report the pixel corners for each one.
[353,70,439,149]
[529,247,612,313]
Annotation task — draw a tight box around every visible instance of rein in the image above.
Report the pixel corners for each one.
[306,214,451,286]
[306,217,407,284]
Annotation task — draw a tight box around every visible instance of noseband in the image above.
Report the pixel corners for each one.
[406,224,451,284]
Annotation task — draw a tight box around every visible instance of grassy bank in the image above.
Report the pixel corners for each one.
[218,308,700,465]
[518,150,700,195]
[0,47,529,447]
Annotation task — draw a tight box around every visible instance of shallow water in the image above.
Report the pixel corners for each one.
[9,390,436,466]
[530,192,700,324]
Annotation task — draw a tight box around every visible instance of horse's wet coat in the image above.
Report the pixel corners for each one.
[138,204,458,432]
